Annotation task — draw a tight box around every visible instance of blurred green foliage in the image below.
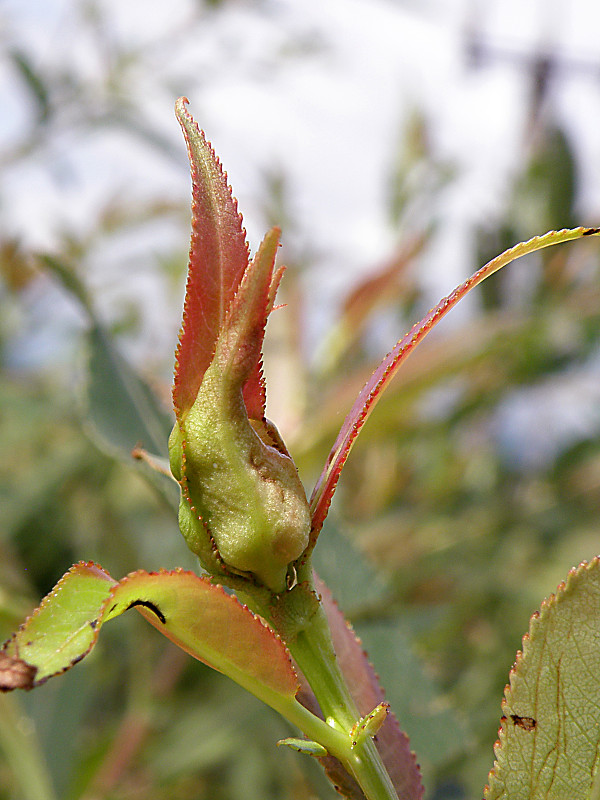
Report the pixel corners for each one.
[2,3,600,800]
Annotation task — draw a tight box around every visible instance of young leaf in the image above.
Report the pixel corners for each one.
[485,557,600,800]
[310,226,600,539]
[1,564,298,709]
[206,225,282,419]
[1,562,117,685]
[173,97,251,419]
[104,569,299,702]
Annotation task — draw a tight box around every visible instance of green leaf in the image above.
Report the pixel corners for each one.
[485,557,600,800]
[38,253,177,506]
[1,563,298,710]
[277,738,328,757]
[2,562,116,685]
[103,569,299,702]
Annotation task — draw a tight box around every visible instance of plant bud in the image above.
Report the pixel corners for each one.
[169,365,311,592]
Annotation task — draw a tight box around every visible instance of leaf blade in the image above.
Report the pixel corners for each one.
[310,227,600,538]
[173,97,250,418]
[1,565,298,709]
[2,562,117,685]
[85,323,174,460]
[105,569,299,702]
[485,557,600,800]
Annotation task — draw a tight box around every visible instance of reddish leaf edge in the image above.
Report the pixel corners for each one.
[173,97,250,419]
[0,563,298,700]
[309,226,600,541]
[315,575,424,800]
[173,98,285,425]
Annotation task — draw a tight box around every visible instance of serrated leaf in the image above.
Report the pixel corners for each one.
[1,562,116,685]
[173,97,251,418]
[1,564,298,708]
[310,227,600,540]
[485,557,600,800]
[104,569,298,701]
[174,98,283,424]
[207,226,282,420]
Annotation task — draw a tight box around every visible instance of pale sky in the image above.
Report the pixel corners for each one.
[2,0,600,368]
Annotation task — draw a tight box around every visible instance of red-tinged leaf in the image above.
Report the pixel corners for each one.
[173,97,250,418]
[1,564,298,709]
[242,262,285,421]
[314,574,424,800]
[340,235,424,329]
[104,569,298,702]
[319,234,426,373]
[310,226,600,538]
[207,226,281,419]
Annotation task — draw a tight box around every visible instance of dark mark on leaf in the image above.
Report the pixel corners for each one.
[0,651,37,692]
[126,599,166,624]
[510,714,536,731]
[583,227,600,236]
[89,619,98,630]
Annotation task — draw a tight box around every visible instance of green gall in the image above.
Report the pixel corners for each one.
[169,366,311,592]
[170,226,311,593]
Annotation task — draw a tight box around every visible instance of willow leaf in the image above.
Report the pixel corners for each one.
[310,226,600,540]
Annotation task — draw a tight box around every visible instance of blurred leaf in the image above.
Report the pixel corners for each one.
[316,234,426,375]
[10,50,51,124]
[85,323,173,460]
[39,254,177,507]
[38,255,92,314]
[521,126,577,232]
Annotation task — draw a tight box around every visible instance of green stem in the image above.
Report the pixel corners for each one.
[288,591,398,800]
[243,562,399,800]
[275,695,399,800]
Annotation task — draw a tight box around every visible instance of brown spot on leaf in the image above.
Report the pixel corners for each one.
[583,227,600,236]
[0,650,37,691]
[510,714,536,731]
